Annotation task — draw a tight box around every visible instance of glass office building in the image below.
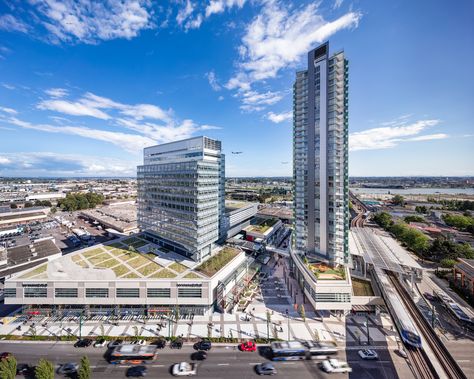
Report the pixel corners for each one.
[137,136,225,262]
[293,42,349,266]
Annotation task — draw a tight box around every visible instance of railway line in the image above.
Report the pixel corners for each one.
[388,272,467,379]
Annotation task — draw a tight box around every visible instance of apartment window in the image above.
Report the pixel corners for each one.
[55,288,78,298]
[4,288,16,298]
[85,288,109,298]
[116,288,140,298]
[24,287,47,298]
[147,288,171,298]
[178,288,202,298]
[314,292,350,303]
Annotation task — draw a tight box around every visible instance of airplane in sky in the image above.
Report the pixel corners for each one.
[231,151,243,154]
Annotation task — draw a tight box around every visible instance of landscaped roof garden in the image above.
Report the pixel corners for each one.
[195,247,240,277]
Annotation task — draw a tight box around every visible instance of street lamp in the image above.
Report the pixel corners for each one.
[366,313,370,345]
[285,309,290,342]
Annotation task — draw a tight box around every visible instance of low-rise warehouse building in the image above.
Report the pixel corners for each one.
[0,207,49,228]
[4,234,256,317]
[80,203,138,234]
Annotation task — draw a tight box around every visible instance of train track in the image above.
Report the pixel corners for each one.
[388,273,467,379]
[350,193,367,228]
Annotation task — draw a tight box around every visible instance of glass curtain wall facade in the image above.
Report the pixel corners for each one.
[293,42,349,266]
[137,136,225,262]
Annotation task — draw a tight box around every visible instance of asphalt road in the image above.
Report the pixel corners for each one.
[0,341,406,379]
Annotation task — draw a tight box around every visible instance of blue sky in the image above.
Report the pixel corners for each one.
[0,0,473,177]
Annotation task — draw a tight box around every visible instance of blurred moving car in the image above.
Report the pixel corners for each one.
[191,351,207,361]
[255,363,277,376]
[358,349,378,360]
[57,363,79,375]
[108,339,123,349]
[151,338,166,349]
[239,341,257,352]
[94,338,107,348]
[171,362,197,376]
[74,338,92,348]
[126,365,147,377]
[319,359,352,373]
[193,339,211,351]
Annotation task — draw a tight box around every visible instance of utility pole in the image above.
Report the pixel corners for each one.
[366,313,370,345]
[79,311,83,340]
[286,309,290,342]
[266,310,271,343]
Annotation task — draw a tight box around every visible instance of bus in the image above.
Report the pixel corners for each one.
[109,344,157,364]
[302,341,338,358]
[270,341,307,361]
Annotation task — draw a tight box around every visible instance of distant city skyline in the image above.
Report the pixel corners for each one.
[0,1,473,177]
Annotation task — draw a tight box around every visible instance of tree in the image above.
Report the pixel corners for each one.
[0,355,17,379]
[78,356,91,379]
[99,323,105,338]
[9,203,17,209]
[133,325,139,339]
[50,206,57,214]
[24,202,33,208]
[392,195,404,206]
[415,205,428,214]
[373,212,393,229]
[404,215,426,224]
[35,359,54,379]
[440,258,457,268]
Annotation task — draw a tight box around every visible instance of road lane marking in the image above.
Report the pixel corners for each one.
[282,362,295,365]
[151,365,164,367]
[217,363,229,366]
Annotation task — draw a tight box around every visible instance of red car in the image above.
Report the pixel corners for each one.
[239,341,257,352]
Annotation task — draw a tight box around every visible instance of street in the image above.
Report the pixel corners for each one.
[0,341,407,379]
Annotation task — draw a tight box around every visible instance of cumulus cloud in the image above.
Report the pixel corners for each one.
[205,0,247,17]
[0,152,137,177]
[228,1,361,87]
[349,119,447,151]
[266,111,292,123]
[176,0,195,25]
[238,90,283,112]
[205,71,222,91]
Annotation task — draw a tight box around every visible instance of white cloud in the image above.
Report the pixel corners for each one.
[0,106,17,115]
[0,152,137,177]
[201,124,222,130]
[37,99,111,119]
[333,0,343,10]
[205,0,247,17]
[0,14,29,33]
[349,119,445,151]
[176,0,195,25]
[238,90,283,112]
[25,0,154,44]
[229,1,361,86]
[267,111,292,123]
[184,14,203,30]
[45,88,68,98]
[1,83,15,90]
[218,95,224,101]
[205,71,222,91]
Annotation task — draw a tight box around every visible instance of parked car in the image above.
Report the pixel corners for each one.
[170,339,183,349]
[108,339,123,349]
[151,338,166,349]
[239,341,257,352]
[16,363,33,375]
[94,338,107,348]
[171,362,197,376]
[126,365,147,377]
[319,359,352,373]
[358,349,378,360]
[74,338,92,348]
[255,363,277,376]
[191,351,207,361]
[57,363,79,375]
[193,339,211,351]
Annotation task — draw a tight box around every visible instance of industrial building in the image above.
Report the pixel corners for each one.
[220,201,258,240]
[0,206,49,228]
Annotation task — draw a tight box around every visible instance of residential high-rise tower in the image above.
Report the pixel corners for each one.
[293,42,349,266]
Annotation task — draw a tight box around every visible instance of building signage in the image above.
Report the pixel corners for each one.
[176,283,202,287]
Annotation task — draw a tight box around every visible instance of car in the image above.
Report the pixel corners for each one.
[193,339,211,351]
[16,363,32,374]
[57,363,79,375]
[239,341,257,352]
[191,351,207,361]
[255,363,277,376]
[424,292,436,301]
[0,352,12,360]
[151,338,166,349]
[170,339,183,349]
[74,338,92,348]
[94,338,107,347]
[126,365,147,377]
[171,362,197,376]
[319,359,352,373]
[108,339,123,349]
[358,349,378,360]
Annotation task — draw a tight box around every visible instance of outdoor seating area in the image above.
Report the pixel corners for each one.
[307,262,346,280]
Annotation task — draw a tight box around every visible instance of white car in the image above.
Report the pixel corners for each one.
[320,359,352,373]
[93,338,107,348]
[132,339,146,346]
[172,362,197,376]
[358,349,378,360]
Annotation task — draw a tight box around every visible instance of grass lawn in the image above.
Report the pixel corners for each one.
[20,264,47,279]
[82,248,106,258]
[106,242,125,249]
[137,264,161,276]
[184,272,202,279]
[149,268,177,278]
[120,251,141,261]
[195,247,239,277]
[112,264,130,277]
[108,249,127,258]
[352,277,375,296]
[168,262,188,273]
[95,258,121,269]
[87,253,113,265]
[146,253,157,260]
[127,255,154,269]
[122,272,140,279]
